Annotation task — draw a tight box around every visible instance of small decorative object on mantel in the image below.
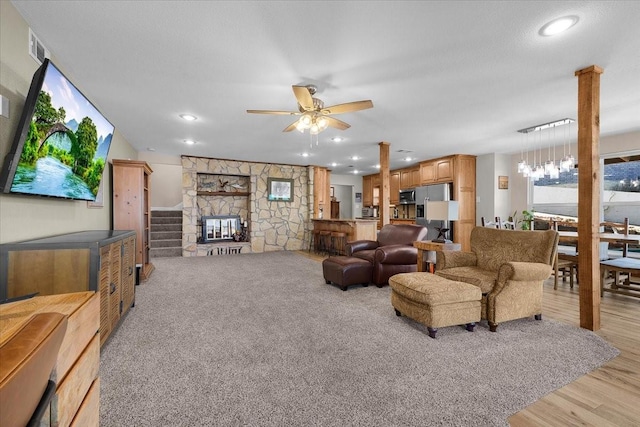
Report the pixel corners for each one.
[233,220,250,242]
[230,183,247,192]
[218,178,229,192]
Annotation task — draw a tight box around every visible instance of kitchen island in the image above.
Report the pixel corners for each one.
[312,219,378,254]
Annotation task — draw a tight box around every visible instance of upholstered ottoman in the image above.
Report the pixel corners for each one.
[322,256,372,291]
[389,272,482,338]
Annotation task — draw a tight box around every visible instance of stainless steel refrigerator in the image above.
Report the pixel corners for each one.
[415,183,453,241]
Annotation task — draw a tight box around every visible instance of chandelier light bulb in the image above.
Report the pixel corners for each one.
[544,160,554,176]
[309,123,319,135]
[549,166,560,179]
[517,160,526,173]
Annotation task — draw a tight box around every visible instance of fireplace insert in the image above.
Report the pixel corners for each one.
[201,215,241,243]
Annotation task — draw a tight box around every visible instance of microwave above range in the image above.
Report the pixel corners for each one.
[399,188,416,205]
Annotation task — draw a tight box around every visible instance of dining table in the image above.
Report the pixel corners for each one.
[557,231,640,245]
[555,231,640,297]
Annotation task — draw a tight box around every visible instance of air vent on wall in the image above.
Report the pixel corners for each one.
[29,28,50,64]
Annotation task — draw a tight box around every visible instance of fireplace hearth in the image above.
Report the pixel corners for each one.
[201,215,241,243]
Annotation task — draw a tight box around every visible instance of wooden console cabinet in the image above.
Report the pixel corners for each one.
[112,159,154,280]
[0,230,136,346]
[0,291,100,426]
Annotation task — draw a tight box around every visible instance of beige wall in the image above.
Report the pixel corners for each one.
[137,152,183,208]
[0,1,137,244]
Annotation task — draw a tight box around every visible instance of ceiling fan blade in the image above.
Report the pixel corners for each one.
[246,109,299,115]
[324,116,351,130]
[292,85,315,111]
[321,100,373,115]
[283,119,300,132]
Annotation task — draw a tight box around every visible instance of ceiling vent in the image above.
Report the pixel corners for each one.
[29,28,50,64]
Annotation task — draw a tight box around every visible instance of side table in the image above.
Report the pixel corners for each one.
[413,240,461,272]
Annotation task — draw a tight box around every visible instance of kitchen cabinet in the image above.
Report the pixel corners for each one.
[400,167,420,189]
[313,166,331,218]
[420,157,453,184]
[390,171,400,205]
[362,175,373,206]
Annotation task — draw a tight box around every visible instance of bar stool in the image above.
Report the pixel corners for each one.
[319,231,332,255]
[330,231,347,256]
[309,229,319,253]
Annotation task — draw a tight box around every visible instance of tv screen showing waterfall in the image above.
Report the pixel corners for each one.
[0,59,114,201]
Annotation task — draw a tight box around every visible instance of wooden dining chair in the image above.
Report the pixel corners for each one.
[500,216,516,230]
[481,216,501,228]
[600,217,630,257]
[551,219,579,290]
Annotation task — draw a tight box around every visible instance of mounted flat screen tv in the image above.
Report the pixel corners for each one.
[0,59,114,201]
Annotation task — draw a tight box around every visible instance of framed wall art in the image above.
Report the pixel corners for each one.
[267,177,293,201]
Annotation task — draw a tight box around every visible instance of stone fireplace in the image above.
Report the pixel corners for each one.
[182,156,312,256]
[201,215,242,243]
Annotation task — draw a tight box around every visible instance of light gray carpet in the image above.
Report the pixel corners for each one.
[100,252,619,426]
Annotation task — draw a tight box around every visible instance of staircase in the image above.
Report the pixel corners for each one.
[150,210,182,257]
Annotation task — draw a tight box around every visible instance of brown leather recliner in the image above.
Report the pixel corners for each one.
[346,224,428,287]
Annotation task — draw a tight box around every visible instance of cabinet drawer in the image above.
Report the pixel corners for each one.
[70,377,100,427]
[52,292,99,384]
[51,334,100,427]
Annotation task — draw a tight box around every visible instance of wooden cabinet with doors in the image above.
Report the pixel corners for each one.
[0,230,136,347]
[390,171,400,205]
[112,159,154,281]
[362,175,373,206]
[449,155,476,251]
[420,157,453,184]
[399,167,420,189]
[312,166,331,218]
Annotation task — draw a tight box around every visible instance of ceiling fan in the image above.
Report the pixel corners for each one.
[246,85,373,134]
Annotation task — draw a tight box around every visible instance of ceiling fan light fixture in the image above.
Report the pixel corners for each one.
[301,113,313,127]
[316,116,328,131]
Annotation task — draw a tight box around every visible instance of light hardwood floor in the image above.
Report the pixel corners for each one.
[299,251,640,426]
[510,276,640,426]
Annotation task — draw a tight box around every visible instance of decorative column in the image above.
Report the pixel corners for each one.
[379,142,390,227]
[575,65,604,331]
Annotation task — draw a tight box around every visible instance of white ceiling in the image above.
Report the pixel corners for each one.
[11,1,640,175]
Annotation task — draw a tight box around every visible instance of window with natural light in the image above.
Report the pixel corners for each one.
[532,154,640,257]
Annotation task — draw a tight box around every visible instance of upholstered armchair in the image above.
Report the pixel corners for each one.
[435,227,558,332]
[346,224,428,287]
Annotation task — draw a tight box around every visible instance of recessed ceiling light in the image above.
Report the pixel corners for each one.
[301,152,310,157]
[353,170,359,174]
[539,15,579,37]
[331,136,343,142]
[180,114,197,121]
[404,157,413,162]
[351,156,360,161]
[375,164,381,169]
[184,139,196,145]
[330,162,337,167]
[147,147,156,151]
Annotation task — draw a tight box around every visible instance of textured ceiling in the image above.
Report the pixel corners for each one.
[11,1,640,175]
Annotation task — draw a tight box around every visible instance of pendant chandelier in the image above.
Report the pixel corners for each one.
[516,118,575,181]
